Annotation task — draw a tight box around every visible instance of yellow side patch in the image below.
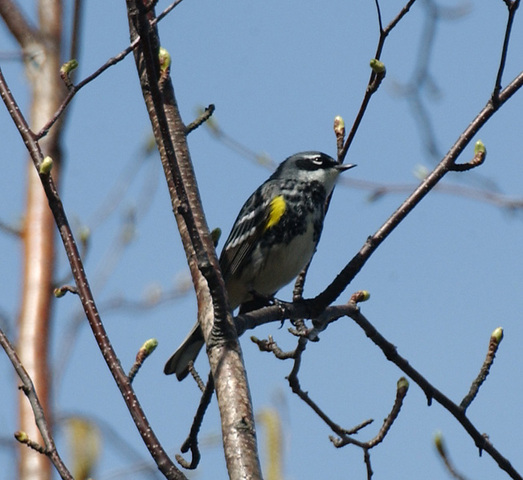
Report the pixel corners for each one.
[265,195,286,230]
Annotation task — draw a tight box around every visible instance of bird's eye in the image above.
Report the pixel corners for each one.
[312,156,323,166]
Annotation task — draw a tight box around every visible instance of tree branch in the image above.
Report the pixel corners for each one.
[492,0,521,104]
[124,2,262,478]
[0,328,73,480]
[0,68,186,480]
[0,0,40,48]
[339,304,521,480]
[339,0,419,163]
[314,70,523,314]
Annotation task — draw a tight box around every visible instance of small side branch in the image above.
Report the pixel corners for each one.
[36,37,140,139]
[492,0,521,104]
[449,140,486,172]
[176,373,214,470]
[185,104,216,134]
[435,432,471,480]
[460,327,503,411]
[128,338,158,383]
[0,328,73,480]
[339,0,419,163]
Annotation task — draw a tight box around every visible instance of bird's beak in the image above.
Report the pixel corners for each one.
[337,163,357,172]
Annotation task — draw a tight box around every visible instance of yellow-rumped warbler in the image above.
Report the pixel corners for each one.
[164,151,355,380]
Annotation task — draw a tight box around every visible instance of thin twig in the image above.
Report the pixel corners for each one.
[153,0,185,25]
[185,104,215,134]
[256,334,375,445]
[176,373,214,469]
[36,0,184,140]
[340,0,419,163]
[460,328,503,411]
[0,328,73,480]
[69,0,84,66]
[187,361,206,391]
[435,432,471,480]
[365,378,409,448]
[36,37,140,139]
[332,378,408,462]
[492,0,521,104]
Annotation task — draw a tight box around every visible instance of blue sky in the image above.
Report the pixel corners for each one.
[1,1,523,479]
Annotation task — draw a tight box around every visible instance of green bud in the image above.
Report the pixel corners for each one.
[141,338,158,355]
[54,287,66,298]
[397,376,409,392]
[211,227,222,247]
[350,290,371,304]
[39,156,53,175]
[359,290,371,302]
[79,226,91,245]
[413,164,429,180]
[333,116,345,136]
[60,59,79,76]
[14,431,28,443]
[474,140,486,156]
[491,327,503,344]
[434,431,446,456]
[370,58,386,74]
[158,47,171,72]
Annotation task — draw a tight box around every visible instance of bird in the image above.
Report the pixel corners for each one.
[164,151,355,380]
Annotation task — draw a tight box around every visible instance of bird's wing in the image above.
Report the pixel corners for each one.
[219,182,284,281]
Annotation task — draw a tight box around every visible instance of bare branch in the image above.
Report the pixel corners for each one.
[124,2,262,478]
[187,361,206,391]
[153,0,185,25]
[492,0,521,104]
[460,327,504,411]
[243,299,523,479]
[176,373,214,470]
[339,0,419,163]
[314,70,523,315]
[332,378,408,453]
[365,378,409,448]
[36,37,140,139]
[0,0,40,48]
[0,328,73,480]
[342,305,521,480]
[185,104,216,134]
[0,68,186,480]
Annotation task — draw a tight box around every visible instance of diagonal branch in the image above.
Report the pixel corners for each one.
[0,328,73,480]
[313,70,523,314]
[334,304,521,480]
[492,0,521,104]
[0,68,186,480]
[0,0,40,48]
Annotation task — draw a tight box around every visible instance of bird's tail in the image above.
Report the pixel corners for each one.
[164,322,204,381]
